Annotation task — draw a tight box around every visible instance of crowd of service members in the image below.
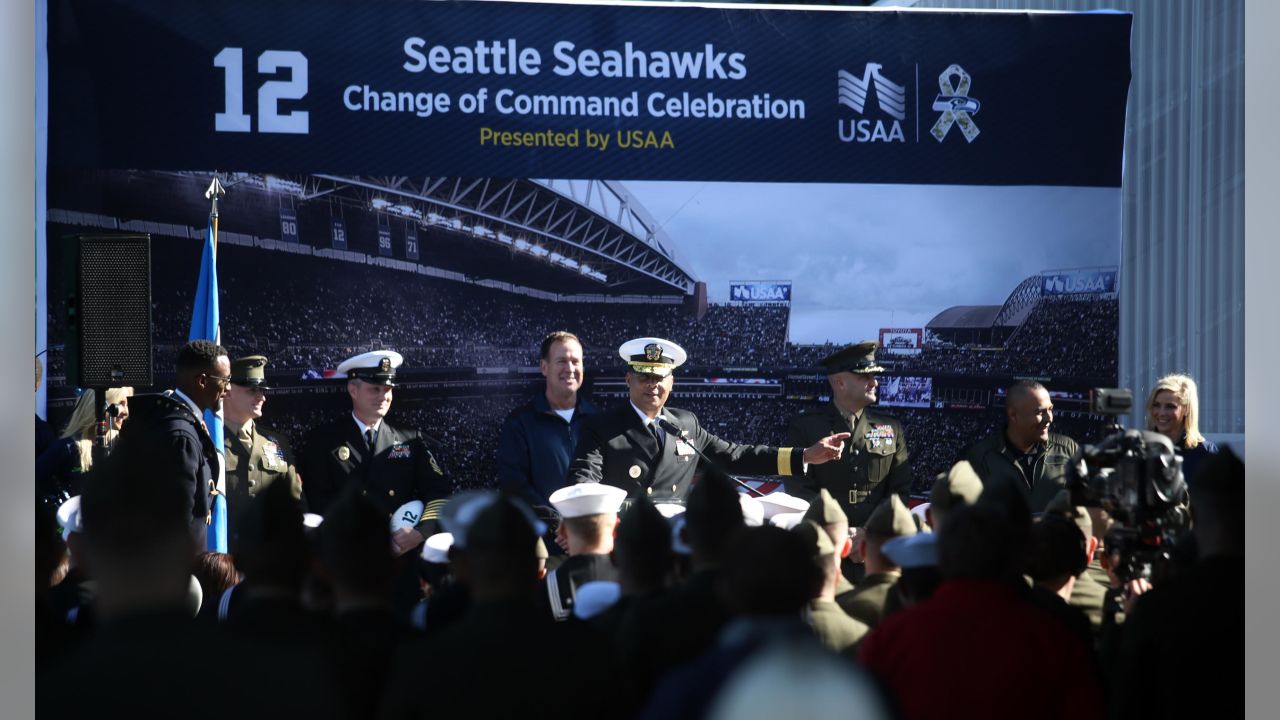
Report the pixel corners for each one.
[35,428,1242,719]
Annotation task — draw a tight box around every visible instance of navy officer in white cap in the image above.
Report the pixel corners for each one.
[299,350,451,557]
[567,337,850,503]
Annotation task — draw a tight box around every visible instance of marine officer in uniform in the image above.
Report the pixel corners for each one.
[568,337,850,503]
[785,341,912,528]
[300,350,451,557]
[221,355,302,547]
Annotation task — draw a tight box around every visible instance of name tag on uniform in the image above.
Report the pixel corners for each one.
[674,438,696,456]
[388,443,412,460]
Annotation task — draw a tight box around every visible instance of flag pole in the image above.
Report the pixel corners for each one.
[202,174,228,552]
[205,175,225,248]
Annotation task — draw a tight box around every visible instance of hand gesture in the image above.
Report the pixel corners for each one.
[803,432,851,465]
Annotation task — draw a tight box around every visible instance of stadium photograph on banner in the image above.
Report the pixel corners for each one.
[42,170,1120,495]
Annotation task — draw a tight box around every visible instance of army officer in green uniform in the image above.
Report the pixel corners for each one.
[222,355,302,546]
[785,341,912,528]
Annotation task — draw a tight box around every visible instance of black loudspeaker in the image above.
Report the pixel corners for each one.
[65,234,153,387]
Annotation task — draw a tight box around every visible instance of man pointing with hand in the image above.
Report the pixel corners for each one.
[567,337,850,504]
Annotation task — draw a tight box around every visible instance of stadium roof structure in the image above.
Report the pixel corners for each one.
[296,175,698,294]
[926,305,1003,330]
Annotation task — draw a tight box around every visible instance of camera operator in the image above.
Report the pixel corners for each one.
[1109,448,1243,719]
[962,381,1079,512]
[1146,373,1218,483]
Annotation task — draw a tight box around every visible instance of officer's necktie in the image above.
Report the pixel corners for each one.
[647,422,664,452]
[365,428,376,449]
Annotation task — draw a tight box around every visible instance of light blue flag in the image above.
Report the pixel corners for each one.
[188,220,228,553]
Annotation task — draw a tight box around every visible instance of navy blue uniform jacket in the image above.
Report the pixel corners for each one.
[568,404,802,503]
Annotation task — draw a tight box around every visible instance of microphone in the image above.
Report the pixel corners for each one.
[656,416,766,497]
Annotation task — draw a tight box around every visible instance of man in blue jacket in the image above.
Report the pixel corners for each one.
[497,331,598,518]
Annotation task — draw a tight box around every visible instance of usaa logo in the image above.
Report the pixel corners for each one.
[836,63,907,143]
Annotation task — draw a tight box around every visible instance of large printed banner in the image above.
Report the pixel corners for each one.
[48,0,1129,185]
[41,1,1132,494]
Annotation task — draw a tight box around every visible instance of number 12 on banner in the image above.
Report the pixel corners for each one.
[214,48,310,134]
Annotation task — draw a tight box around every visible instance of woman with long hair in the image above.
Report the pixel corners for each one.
[1146,373,1217,483]
[60,387,133,470]
[38,387,133,504]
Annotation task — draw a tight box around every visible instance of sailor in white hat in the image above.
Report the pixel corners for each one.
[541,483,628,620]
[566,336,851,504]
[49,496,93,622]
[298,349,451,559]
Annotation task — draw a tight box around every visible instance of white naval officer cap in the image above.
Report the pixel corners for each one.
[618,337,687,377]
[768,512,807,530]
[335,349,404,385]
[391,500,425,532]
[549,483,628,518]
[421,532,454,564]
[56,496,83,541]
[755,491,810,520]
[653,503,687,519]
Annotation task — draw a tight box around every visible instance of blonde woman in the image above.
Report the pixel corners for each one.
[1147,374,1218,482]
[38,388,133,503]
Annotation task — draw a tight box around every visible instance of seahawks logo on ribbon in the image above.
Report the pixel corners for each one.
[930,64,981,143]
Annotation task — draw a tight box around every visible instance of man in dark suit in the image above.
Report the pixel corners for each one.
[568,337,849,503]
[785,341,912,528]
[300,350,451,557]
[110,339,227,550]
